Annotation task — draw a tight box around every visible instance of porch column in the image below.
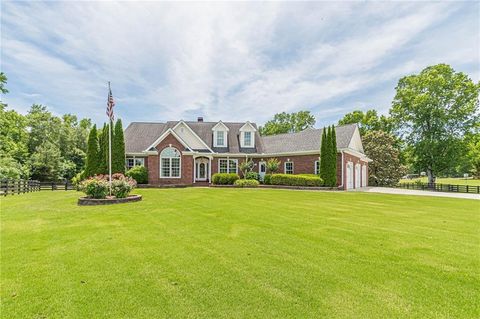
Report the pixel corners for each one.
[193,156,196,184]
[208,157,212,183]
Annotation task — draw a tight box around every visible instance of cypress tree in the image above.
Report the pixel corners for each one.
[320,127,328,182]
[112,119,126,174]
[97,123,108,174]
[85,124,99,177]
[325,126,333,186]
[329,125,337,187]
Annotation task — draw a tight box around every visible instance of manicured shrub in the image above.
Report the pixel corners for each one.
[80,175,109,199]
[111,174,137,198]
[79,173,136,199]
[270,174,323,187]
[263,174,272,185]
[126,166,148,184]
[245,171,259,180]
[212,173,240,185]
[234,179,260,187]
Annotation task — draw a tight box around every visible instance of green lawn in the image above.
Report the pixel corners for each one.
[1,189,479,318]
[400,177,480,186]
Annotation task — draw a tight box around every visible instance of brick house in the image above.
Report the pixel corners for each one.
[124,118,372,190]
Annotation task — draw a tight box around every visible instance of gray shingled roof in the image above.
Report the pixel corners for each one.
[260,124,357,154]
[124,121,357,154]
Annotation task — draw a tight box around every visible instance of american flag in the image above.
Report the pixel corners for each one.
[106,83,115,121]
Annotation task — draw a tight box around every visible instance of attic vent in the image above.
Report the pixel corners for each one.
[197,117,203,122]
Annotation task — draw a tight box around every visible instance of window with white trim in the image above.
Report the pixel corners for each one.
[285,161,294,174]
[216,131,225,147]
[218,159,238,174]
[126,157,145,170]
[160,147,181,178]
[315,160,320,175]
[244,131,252,146]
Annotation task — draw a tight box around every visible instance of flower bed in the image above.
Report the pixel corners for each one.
[78,174,139,205]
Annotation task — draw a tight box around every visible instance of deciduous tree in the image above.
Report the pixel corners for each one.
[391,64,479,183]
[259,111,315,136]
[363,131,405,186]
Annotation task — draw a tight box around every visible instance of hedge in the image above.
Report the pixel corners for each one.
[234,179,260,187]
[212,173,240,185]
[270,174,323,187]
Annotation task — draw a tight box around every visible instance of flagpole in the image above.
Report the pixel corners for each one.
[108,81,112,197]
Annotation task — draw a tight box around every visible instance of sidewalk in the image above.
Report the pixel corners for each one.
[353,187,480,200]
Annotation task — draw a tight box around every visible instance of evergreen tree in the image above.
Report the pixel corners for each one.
[97,123,108,174]
[325,126,333,186]
[330,125,337,186]
[112,119,126,174]
[85,124,99,177]
[320,127,328,182]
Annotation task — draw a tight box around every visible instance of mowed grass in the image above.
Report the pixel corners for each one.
[1,189,479,318]
[400,177,480,186]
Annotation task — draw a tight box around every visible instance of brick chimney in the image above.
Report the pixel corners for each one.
[197,117,203,122]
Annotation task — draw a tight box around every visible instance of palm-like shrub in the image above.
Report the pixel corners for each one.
[266,158,280,173]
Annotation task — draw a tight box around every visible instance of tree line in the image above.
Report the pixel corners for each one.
[259,64,479,185]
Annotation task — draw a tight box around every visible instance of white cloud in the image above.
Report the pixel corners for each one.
[1,1,478,126]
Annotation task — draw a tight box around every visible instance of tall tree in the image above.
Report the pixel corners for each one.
[338,109,392,136]
[320,128,328,182]
[0,72,8,95]
[329,125,337,186]
[29,140,63,181]
[363,131,406,186]
[98,123,108,174]
[259,111,315,136]
[85,125,100,177]
[391,64,479,183]
[112,119,126,174]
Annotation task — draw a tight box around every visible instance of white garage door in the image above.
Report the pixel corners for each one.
[362,165,367,187]
[355,164,361,188]
[346,162,354,190]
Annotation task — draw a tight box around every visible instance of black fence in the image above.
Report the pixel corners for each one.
[1,179,75,196]
[397,182,480,194]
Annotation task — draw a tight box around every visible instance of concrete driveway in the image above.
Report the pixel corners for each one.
[353,187,480,200]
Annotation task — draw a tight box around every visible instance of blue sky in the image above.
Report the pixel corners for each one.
[1,1,479,128]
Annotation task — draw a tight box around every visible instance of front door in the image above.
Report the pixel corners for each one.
[258,161,266,181]
[195,158,209,181]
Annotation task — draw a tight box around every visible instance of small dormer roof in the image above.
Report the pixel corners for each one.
[239,121,257,132]
[212,121,230,131]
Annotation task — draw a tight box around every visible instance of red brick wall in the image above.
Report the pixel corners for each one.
[147,133,194,185]
[250,155,320,175]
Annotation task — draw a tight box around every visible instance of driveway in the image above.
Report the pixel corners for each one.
[354,187,480,200]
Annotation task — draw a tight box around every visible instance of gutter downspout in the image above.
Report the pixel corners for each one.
[338,151,344,189]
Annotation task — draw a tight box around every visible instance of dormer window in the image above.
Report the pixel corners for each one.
[239,121,256,148]
[212,121,229,148]
[216,131,225,146]
[244,131,252,146]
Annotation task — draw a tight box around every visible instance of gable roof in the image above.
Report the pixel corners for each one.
[124,121,360,155]
[260,124,357,154]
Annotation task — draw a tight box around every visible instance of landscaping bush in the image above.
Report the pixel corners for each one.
[79,175,109,199]
[270,174,323,187]
[126,166,148,184]
[234,179,260,187]
[263,174,272,185]
[79,174,137,199]
[212,173,240,185]
[111,174,137,198]
[245,171,259,180]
